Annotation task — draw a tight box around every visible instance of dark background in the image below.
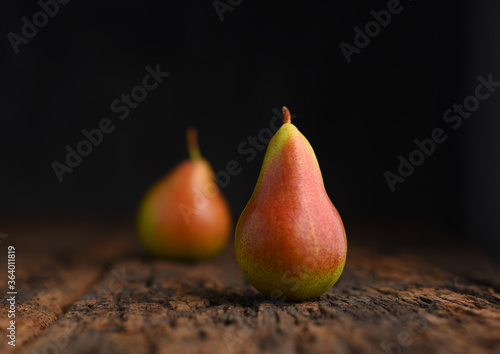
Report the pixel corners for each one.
[1,1,499,251]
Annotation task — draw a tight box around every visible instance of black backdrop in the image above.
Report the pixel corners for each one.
[1,1,499,251]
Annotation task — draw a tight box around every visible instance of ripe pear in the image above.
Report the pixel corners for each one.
[235,107,347,301]
[137,128,232,261]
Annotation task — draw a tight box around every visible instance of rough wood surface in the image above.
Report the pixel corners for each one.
[1,219,500,354]
[0,218,135,351]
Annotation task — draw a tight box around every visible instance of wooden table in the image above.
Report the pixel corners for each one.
[1,217,499,353]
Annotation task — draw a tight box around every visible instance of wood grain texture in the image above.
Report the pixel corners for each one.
[0,218,136,351]
[1,220,500,354]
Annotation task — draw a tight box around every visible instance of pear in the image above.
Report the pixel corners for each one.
[137,128,232,261]
[235,107,347,301]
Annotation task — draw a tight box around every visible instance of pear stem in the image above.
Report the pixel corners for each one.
[282,106,291,124]
[187,127,202,160]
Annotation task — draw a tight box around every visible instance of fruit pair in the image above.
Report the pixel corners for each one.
[137,107,347,300]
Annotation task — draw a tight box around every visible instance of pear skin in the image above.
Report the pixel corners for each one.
[235,107,347,301]
[137,128,232,261]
